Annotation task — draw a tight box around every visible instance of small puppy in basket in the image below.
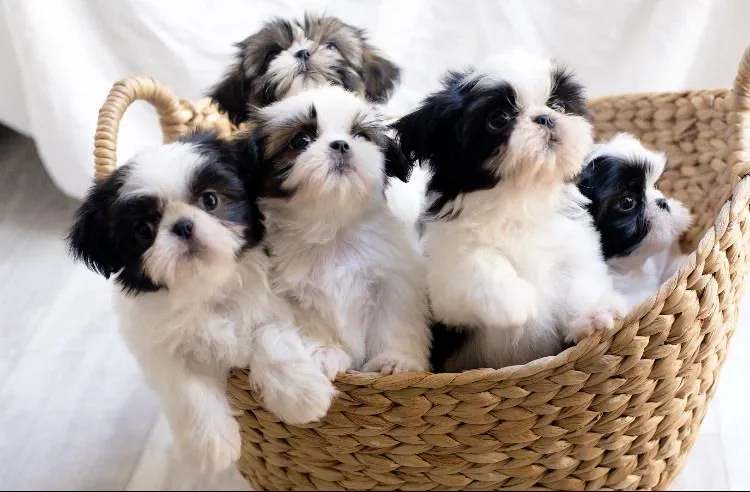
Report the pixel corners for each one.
[578,133,693,310]
[209,12,401,125]
[67,132,336,473]
[249,85,430,376]
[393,51,626,371]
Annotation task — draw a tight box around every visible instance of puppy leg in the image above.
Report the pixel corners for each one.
[562,256,627,343]
[362,274,430,374]
[249,323,337,424]
[429,249,538,330]
[307,341,353,381]
[144,359,241,474]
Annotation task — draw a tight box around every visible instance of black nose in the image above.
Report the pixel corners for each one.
[295,49,311,61]
[329,140,350,154]
[656,198,670,211]
[171,218,194,240]
[533,114,555,129]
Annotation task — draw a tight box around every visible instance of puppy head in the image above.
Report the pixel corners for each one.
[67,132,262,294]
[251,85,411,217]
[393,50,593,216]
[209,13,401,125]
[578,133,692,260]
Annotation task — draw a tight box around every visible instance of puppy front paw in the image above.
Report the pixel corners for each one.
[565,294,627,343]
[259,364,337,425]
[362,352,428,374]
[178,415,241,474]
[310,345,353,381]
[472,278,538,328]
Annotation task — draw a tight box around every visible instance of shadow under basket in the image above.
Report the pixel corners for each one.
[93,47,750,491]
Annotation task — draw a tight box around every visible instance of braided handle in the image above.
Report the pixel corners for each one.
[731,46,750,178]
[93,76,198,181]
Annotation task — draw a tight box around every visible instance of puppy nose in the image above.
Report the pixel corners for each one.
[295,49,311,61]
[171,218,194,240]
[656,198,670,211]
[329,140,350,154]
[533,114,555,129]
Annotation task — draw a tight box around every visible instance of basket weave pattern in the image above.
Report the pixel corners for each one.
[93,48,750,490]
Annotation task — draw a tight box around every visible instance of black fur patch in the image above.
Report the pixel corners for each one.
[392,70,518,218]
[429,322,471,372]
[578,155,650,259]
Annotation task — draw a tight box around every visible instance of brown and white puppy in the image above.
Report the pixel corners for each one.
[209,13,401,125]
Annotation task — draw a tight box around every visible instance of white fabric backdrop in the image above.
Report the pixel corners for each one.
[1,0,748,199]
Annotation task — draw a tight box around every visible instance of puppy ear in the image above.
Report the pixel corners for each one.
[67,172,126,279]
[391,70,466,164]
[383,136,414,183]
[360,38,401,103]
[208,49,252,126]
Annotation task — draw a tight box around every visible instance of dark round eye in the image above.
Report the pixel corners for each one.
[550,101,566,113]
[324,41,339,51]
[264,46,282,66]
[616,194,636,212]
[353,131,370,141]
[201,190,219,211]
[290,132,313,150]
[487,110,512,133]
[134,221,155,244]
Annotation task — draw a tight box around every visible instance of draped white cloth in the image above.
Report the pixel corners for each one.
[1,0,748,199]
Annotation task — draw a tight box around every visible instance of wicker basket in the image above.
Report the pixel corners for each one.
[94,47,750,491]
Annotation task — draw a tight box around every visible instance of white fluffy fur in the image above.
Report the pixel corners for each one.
[113,144,335,473]
[258,87,430,374]
[593,133,693,310]
[425,52,626,370]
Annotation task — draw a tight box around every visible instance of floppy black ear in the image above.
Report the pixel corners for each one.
[383,136,414,183]
[208,57,252,126]
[360,41,401,103]
[391,71,468,165]
[576,159,598,201]
[67,172,126,279]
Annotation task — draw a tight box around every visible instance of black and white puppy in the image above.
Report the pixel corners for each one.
[250,85,430,376]
[209,12,401,125]
[578,133,692,310]
[67,132,336,473]
[394,51,625,372]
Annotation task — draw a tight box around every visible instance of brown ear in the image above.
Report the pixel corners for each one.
[360,42,401,103]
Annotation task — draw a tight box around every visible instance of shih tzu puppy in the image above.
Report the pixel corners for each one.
[67,132,336,473]
[393,51,626,372]
[250,85,430,376]
[578,133,693,310]
[209,12,401,125]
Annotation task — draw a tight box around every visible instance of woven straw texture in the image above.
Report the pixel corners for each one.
[93,47,750,491]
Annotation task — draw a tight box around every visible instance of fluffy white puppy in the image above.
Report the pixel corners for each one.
[249,85,430,376]
[578,133,693,310]
[394,51,626,371]
[67,132,336,473]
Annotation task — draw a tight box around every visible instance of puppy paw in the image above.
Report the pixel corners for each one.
[178,415,241,474]
[565,294,626,343]
[473,278,538,328]
[310,345,353,381]
[259,364,337,425]
[362,352,428,374]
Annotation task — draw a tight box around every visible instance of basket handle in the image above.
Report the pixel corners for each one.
[93,76,194,181]
[731,46,750,178]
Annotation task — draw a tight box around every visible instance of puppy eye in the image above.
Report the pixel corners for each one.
[201,190,219,211]
[616,195,636,212]
[487,110,512,133]
[353,131,371,142]
[134,221,155,244]
[290,132,314,150]
[264,46,282,65]
[324,41,339,51]
[550,100,566,113]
